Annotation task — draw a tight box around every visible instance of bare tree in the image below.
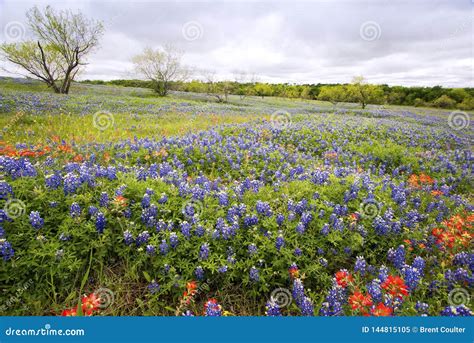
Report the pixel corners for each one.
[0,6,104,94]
[132,45,189,96]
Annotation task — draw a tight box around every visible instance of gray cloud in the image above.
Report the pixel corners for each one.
[0,0,472,86]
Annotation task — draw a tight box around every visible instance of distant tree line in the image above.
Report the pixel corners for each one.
[82,77,474,110]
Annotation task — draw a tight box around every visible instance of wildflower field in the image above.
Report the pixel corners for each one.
[0,77,473,317]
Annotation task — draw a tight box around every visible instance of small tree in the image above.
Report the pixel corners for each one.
[254,83,273,99]
[318,85,347,106]
[0,6,104,94]
[348,76,384,109]
[132,45,189,96]
[433,95,456,108]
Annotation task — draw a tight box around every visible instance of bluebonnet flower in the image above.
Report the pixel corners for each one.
[99,192,109,208]
[158,193,168,204]
[180,221,192,238]
[45,172,62,189]
[0,239,14,260]
[195,266,205,281]
[141,205,158,228]
[182,310,194,316]
[88,206,98,216]
[300,296,314,316]
[243,215,258,227]
[321,223,330,236]
[265,300,282,316]
[199,243,210,260]
[0,181,13,199]
[248,243,258,256]
[217,191,229,206]
[95,212,106,234]
[294,248,302,256]
[378,265,389,282]
[204,299,222,316]
[29,211,44,229]
[159,239,169,255]
[249,266,259,282]
[276,213,285,226]
[146,244,156,255]
[169,233,178,248]
[69,203,81,218]
[367,279,383,302]
[354,256,367,275]
[136,231,150,246]
[319,257,328,267]
[415,301,429,316]
[412,256,425,274]
[195,225,205,237]
[301,211,313,227]
[292,278,305,306]
[63,172,80,194]
[218,265,228,273]
[123,230,134,245]
[141,193,151,209]
[275,234,285,250]
[387,245,406,270]
[147,280,160,294]
[440,305,473,316]
[296,222,305,234]
[256,200,272,217]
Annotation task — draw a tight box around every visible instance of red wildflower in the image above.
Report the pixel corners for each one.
[381,275,409,298]
[335,270,354,288]
[61,307,78,316]
[371,303,393,316]
[288,265,299,280]
[81,293,101,315]
[348,291,373,312]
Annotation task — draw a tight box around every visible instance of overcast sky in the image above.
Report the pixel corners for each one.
[0,0,472,87]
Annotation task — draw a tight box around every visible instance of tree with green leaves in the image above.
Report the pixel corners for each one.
[348,76,384,109]
[0,6,104,94]
[317,85,347,106]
